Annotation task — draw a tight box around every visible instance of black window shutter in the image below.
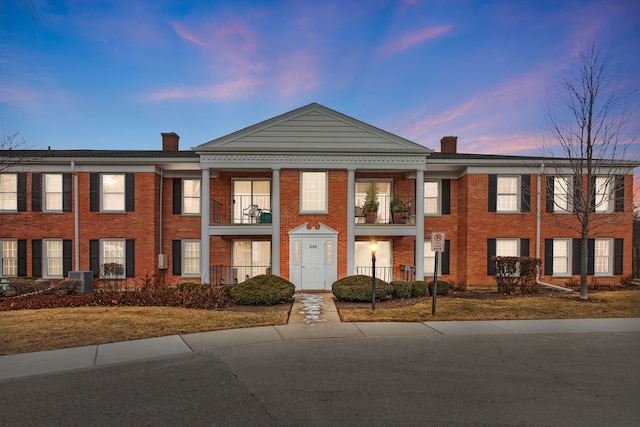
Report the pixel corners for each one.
[89,239,99,277]
[544,239,553,275]
[487,238,496,276]
[17,173,27,212]
[17,239,27,276]
[90,173,99,212]
[441,240,450,275]
[32,173,41,212]
[441,179,451,215]
[63,174,72,212]
[615,176,624,212]
[573,175,583,212]
[488,175,497,212]
[125,174,135,212]
[520,238,530,257]
[126,239,135,277]
[587,239,595,275]
[572,239,582,275]
[63,239,72,277]
[545,176,554,213]
[32,239,42,277]
[173,178,182,214]
[521,175,531,212]
[614,238,623,275]
[172,240,182,276]
[589,176,597,212]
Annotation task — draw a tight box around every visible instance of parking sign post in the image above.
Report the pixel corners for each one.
[431,232,445,316]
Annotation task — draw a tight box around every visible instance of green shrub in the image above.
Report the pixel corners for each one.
[332,275,393,302]
[428,280,449,296]
[390,281,413,299]
[229,275,295,305]
[178,282,199,292]
[411,281,428,297]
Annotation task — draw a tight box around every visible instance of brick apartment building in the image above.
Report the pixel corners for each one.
[0,103,637,290]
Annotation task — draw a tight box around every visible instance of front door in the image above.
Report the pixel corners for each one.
[301,238,325,290]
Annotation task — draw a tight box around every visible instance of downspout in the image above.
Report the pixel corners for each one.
[71,161,79,271]
[536,161,573,292]
[159,168,163,256]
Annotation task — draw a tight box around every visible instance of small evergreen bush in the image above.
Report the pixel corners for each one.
[229,275,295,305]
[411,281,428,297]
[428,280,450,296]
[390,281,413,299]
[332,275,393,301]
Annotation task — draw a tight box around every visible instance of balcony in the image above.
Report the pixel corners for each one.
[355,195,416,225]
[211,194,271,225]
[210,264,271,285]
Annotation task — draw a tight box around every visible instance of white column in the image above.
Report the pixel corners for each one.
[200,168,210,283]
[415,169,425,280]
[271,168,281,276]
[346,169,355,276]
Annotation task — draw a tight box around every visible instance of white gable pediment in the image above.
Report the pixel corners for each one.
[195,103,431,155]
[288,222,339,236]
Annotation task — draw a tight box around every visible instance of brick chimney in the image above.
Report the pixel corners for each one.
[161,132,180,151]
[440,136,457,153]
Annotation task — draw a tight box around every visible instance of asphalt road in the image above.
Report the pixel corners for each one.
[1,331,638,426]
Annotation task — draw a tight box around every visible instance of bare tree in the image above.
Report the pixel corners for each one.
[543,44,638,299]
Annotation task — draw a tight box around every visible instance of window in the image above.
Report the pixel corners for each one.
[232,240,271,281]
[301,172,327,212]
[594,177,613,213]
[424,241,439,276]
[1,240,17,277]
[496,238,519,257]
[424,181,440,215]
[0,174,17,211]
[183,179,201,214]
[552,239,571,276]
[183,240,200,276]
[44,240,63,277]
[497,177,519,212]
[354,241,391,282]
[102,174,125,211]
[553,176,571,213]
[594,239,612,275]
[101,239,125,278]
[233,180,271,223]
[44,174,63,212]
[355,180,391,222]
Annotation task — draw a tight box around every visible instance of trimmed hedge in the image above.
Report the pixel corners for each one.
[229,275,295,305]
[427,280,450,296]
[332,275,393,302]
[390,281,413,299]
[411,281,428,297]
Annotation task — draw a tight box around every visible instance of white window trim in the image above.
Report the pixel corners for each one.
[44,173,63,213]
[43,239,64,278]
[0,239,18,277]
[100,239,126,278]
[0,174,18,212]
[182,178,201,215]
[300,171,328,214]
[594,177,614,214]
[424,241,442,277]
[553,176,572,214]
[495,238,520,277]
[182,240,201,277]
[594,238,613,277]
[496,176,520,213]
[552,238,572,277]
[101,174,125,213]
[424,180,441,216]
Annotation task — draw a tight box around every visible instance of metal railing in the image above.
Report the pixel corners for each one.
[210,264,271,285]
[354,195,416,225]
[354,265,416,283]
[211,194,271,225]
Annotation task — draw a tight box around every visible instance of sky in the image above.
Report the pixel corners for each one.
[1,0,639,165]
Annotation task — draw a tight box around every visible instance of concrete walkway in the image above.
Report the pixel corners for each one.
[1,291,639,381]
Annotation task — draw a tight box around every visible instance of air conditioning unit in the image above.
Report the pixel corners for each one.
[68,271,94,293]
[158,254,168,269]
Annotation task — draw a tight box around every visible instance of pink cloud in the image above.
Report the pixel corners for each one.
[379,25,453,57]
[274,51,320,100]
[146,76,258,102]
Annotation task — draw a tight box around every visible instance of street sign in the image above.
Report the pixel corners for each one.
[431,232,445,252]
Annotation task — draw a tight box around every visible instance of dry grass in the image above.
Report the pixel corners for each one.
[0,306,289,356]
[338,290,640,322]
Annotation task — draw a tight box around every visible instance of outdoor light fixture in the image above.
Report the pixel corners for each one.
[370,239,377,310]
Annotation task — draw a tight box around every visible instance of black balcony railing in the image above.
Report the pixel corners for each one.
[354,265,416,283]
[211,194,271,225]
[355,195,416,225]
[210,264,271,285]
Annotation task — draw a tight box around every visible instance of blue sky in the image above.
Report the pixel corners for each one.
[1,0,639,160]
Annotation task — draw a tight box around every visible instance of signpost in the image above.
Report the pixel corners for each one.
[431,232,445,316]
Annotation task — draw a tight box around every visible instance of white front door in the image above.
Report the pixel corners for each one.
[301,238,325,290]
[288,223,338,291]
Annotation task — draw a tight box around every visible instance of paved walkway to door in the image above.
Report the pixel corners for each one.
[288,292,341,325]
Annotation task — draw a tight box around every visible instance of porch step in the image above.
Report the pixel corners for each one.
[288,292,341,325]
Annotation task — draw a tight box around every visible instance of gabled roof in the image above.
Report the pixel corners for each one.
[194,103,432,155]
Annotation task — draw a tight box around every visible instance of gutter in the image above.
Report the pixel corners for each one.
[535,162,573,293]
[71,161,79,271]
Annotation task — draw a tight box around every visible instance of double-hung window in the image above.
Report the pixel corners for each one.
[102,174,125,212]
[44,239,63,277]
[497,177,519,212]
[552,239,571,276]
[553,176,571,213]
[424,181,440,215]
[424,241,439,276]
[594,239,612,275]
[44,174,63,212]
[301,172,327,213]
[594,177,613,213]
[1,240,17,277]
[101,239,125,278]
[183,240,200,276]
[183,179,201,214]
[0,174,17,211]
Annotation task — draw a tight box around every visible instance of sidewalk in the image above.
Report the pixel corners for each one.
[1,292,639,381]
